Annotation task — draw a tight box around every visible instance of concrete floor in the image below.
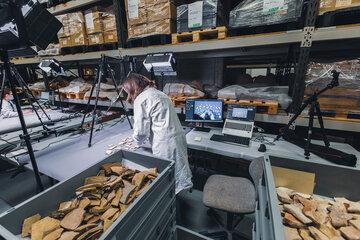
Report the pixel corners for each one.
[177,189,254,240]
[0,166,53,214]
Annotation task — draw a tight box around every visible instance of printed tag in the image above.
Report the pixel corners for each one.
[335,0,352,8]
[85,12,94,29]
[263,0,286,13]
[188,1,203,28]
[128,0,139,19]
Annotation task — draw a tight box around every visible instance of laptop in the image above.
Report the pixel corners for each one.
[222,105,256,142]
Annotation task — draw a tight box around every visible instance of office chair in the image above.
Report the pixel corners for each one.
[202,158,264,240]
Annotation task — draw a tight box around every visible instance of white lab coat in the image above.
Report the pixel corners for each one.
[1,100,18,118]
[132,87,193,194]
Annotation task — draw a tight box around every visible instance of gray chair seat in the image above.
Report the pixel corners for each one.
[203,175,256,214]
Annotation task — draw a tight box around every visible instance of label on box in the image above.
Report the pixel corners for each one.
[335,0,352,7]
[128,0,139,19]
[188,1,203,28]
[85,12,94,29]
[263,0,287,14]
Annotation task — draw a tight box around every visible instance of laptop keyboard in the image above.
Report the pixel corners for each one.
[224,122,253,131]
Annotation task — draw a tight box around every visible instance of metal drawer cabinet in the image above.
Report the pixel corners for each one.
[259,155,360,240]
[0,150,175,240]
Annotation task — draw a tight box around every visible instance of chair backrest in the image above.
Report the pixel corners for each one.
[249,157,264,190]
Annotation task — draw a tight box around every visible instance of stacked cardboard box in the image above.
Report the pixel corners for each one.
[319,0,360,15]
[85,7,104,45]
[126,0,176,39]
[57,12,88,48]
[102,7,118,43]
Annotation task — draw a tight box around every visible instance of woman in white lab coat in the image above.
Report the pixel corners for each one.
[1,88,18,118]
[122,73,193,194]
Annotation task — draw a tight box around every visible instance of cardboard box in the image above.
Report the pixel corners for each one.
[126,6,147,26]
[145,0,170,5]
[70,31,88,46]
[147,2,176,22]
[103,31,118,43]
[59,36,72,48]
[147,19,175,35]
[128,24,147,39]
[102,16,117,32]
[84,8,103,34]
[319,0,360,15]
[88,33,104,45]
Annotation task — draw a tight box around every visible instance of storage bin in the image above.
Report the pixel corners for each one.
[0,150,175,240]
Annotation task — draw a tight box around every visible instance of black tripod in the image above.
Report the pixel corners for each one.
[10,65,52,130]
[80,54,133,147]
[0,50,44,191]
[275,70,340,159]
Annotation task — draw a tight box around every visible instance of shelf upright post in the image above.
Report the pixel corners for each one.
[291,0,320,113]
[113,0,128,48]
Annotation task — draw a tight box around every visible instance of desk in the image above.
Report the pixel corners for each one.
[0,116,91,154]
[0,110,75,135]
[12,119,140,181]
[6,125,360,184]
[186,128,360,170]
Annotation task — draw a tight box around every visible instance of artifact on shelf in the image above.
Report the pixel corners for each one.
[306,60,360,114]
[176,0,226,33]
[229,0,303,29]
[319,0,360,15]
[21,163,157,240]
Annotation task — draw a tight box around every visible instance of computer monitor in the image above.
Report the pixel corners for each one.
[186,99,223,123]
[227,105,256,122]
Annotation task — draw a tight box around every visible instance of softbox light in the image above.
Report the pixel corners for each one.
[0,0,62,52]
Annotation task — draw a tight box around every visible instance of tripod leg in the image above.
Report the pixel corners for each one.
[12,67,52,121]
[275,98,311,141]
[12,67,49,131]
[88,59,104,147]
[2,53,44,192]
[0,69,5,113]
[305,102,315,159]
[80,76,97,127]
[107,63,133,129]
[315,101,330,147]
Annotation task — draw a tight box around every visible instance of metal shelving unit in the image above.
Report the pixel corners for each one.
[48,0,102,15]
[13,49,119,65]
[9,0,360,133]
[119,24,360,57]
[13,25,360,63]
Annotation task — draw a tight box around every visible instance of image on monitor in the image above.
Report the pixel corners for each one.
[227,105,256,122]
[186,100,223,122]
[232,108,248,119]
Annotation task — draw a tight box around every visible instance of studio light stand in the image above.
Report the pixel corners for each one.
[0,51,44,191]
[275,70,340,159]
[10,64,52,130]
[0,0,62,191]
[80,54,133,147]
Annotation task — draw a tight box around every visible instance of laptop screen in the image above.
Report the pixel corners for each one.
[227,105,256,122]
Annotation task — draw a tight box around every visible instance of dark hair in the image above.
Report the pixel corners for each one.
[122,73,155,104]
[1,87,12,99]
